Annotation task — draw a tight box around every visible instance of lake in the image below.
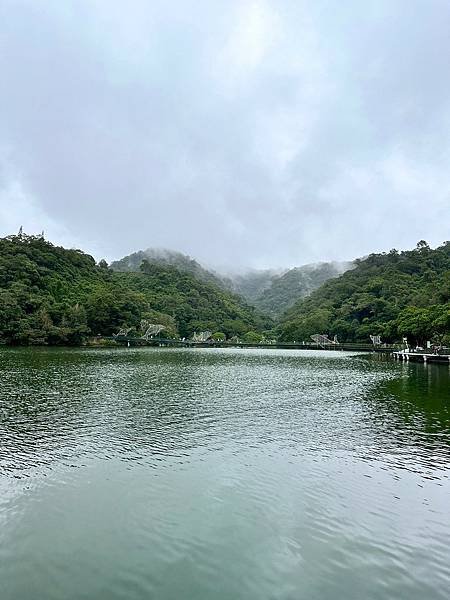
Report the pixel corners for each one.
[0,347,449,600]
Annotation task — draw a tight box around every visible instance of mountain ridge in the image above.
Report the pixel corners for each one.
[0,234,267,344]
[110,247,351,316]
[278,241,450,345]
[4,234,447,347]
[250,261,352,317]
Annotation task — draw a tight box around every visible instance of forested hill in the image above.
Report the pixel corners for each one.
[111,249,350,319]
[278,241,450,345]
[3,235,448,347]
[110,247,222,286]
[252,262,351,317]
[0,234,268,345]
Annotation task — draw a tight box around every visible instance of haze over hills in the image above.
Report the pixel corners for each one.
[107,241,450,347]
[110,248,222,286]
[110,247,352,317]
[279,241,450,345]
[0,234,267,345]
[250,262,352,317]
[0,233,448,346]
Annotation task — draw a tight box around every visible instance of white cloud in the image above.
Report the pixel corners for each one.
[0,180,67,242]
[214,1,282,93]
[0,0,449,267]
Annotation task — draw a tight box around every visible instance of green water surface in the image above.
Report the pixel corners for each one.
[0,347,449,600]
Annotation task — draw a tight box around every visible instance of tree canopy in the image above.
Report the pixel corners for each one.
[0,234,269,345]
[278,242,450,346]
[252,262,351,317]
[2,234,448,347]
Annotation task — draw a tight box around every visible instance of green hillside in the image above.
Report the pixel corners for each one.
[111,250,349,320]
[4,234,448,347]
[110,247,223,286]
[0,234,267,345]
[253,262,351,317]
[278,241,450,346]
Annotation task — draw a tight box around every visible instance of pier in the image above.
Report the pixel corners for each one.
[94,335,450,363]
[392,351,450,365]
[97,335,399,353]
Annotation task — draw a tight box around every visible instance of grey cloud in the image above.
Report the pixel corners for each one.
[0,0,449,269]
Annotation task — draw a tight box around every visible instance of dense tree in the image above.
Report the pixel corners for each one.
[211,332,226,341]
[3,234,447,347]
[242,331,264,343]
[252,262,351,317]
[0,234,268,345]
[110,247,223,286]
[278,242,450,345]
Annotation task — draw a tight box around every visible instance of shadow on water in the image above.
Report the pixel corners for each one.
[354,355,450,475]
[366,354,449,426]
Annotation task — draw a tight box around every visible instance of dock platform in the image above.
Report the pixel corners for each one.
[392,351,450,364]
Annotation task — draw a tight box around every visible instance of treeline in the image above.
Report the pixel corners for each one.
[0,234,269,345]
[253,262,350,317]
[2,234,448,347]
[278,241,450,346]
[110,247,223,286]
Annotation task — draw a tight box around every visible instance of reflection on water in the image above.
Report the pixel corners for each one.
[0,348,449,600]
[354,357,450,476]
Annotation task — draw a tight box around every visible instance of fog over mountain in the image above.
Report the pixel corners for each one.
[110,245,352,316]
[1,1,449,267]
[251,261,352,317]
[110,247,222,286]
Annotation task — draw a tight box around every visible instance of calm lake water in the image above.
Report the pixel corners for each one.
[0,347,449,600]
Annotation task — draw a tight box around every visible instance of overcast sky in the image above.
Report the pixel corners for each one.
[0,0,449,269]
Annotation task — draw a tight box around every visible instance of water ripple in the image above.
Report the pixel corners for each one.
[0,347,449,600]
